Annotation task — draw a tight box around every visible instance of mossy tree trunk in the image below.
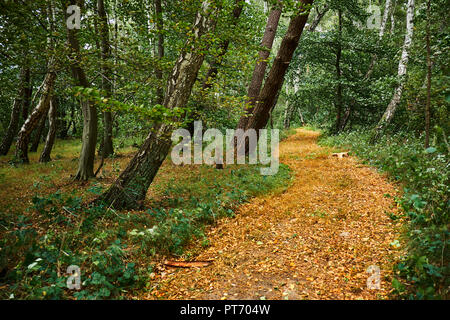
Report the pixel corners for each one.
[15,64,57,163]
[39,96,57,162]
[29,113,47,153]
[245,0,314,135]
[0,67,29,156]
[65,0,99,180]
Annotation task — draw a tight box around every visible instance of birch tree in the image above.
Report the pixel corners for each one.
[364,0,393,79]
[98,0,114,158]
[15,63,57,163]
[154,0,165,106]
[370,0,415,143]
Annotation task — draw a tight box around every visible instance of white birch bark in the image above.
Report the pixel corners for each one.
[371,0,415,143]
[365,0,393,79]
[379,0,392,38]
[390,0,397,34]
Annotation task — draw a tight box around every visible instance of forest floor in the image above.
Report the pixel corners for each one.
[143,128,405,300]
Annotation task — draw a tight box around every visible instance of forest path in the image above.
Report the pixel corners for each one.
[145,128,403,300]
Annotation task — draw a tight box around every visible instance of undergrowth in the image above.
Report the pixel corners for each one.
[0,130,293,300]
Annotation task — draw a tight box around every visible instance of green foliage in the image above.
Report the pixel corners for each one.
[74,240,138,300]
[73,87,186,126]
[1,0,448,302]
[0,158,291,300]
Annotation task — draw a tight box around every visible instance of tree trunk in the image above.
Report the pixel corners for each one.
[15,64,57,163]
[283,86,294,129]
[21,67,32,123]
[96,1,219,209]
[379,0,392,39]
[0,98,22,156]
[65,1,99,180]
[0,67,28,156]
[425,0,431,148]
[244,0,314,136]
[298,108,305,126]
[281,3,327,131]
[28,0,57,155]
[154,0,165,105]
[69,103,77,136]
[371,0,415,144]
[188,0,244,136]
[339,101,353,132]
[364,0,392,79]
[308,3,329,32]
[98,0,114,158]
[284,104,294,129]
[39,96,57,162]
[236,4,282,130]
[390,0,396,34]
[57,103,69,139]
[335,9,343,134]
[29,113,47,152]
[202,0,244,91]
[76,99,98,180]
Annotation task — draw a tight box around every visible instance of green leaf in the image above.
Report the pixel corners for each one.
[99,288,111,297]
[392,278,405,292]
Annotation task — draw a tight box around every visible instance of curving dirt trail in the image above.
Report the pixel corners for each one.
[145,129,404,300]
